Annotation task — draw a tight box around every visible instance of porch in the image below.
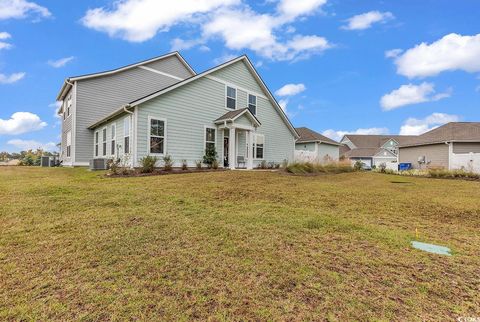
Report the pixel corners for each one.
[214,108,261,170]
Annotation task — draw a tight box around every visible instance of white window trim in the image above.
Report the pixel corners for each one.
[110,123,116,157]
[147,116,167,156]
[101,126,107,157]
[66,95,72,118]
[124,116,131,155]
[253,133,265,160]
[225,85,237,110]
[66,131,71,158]
[94,130,99,157]
[204,125,217,152]
[247,93,257,116]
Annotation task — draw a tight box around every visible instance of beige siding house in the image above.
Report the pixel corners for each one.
[398,122,480,172]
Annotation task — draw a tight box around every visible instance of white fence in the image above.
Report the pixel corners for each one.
[451,153,480,173]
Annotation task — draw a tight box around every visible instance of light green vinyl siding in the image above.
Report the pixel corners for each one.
[136,77,224,167]
[211,61,263,94]
[234,113,254,127]
[134,59,295,167]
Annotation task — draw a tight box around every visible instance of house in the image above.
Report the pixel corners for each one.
[398,122,480,172]
[56,52,299,169]
[340,134,416,169]
[294,127,341,162]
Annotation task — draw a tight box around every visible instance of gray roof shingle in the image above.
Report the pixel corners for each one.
[296,127,341,145]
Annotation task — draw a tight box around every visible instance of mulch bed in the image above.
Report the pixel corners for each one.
[105,168,228,178]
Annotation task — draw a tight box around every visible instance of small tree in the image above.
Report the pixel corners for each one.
[203,145,218,168]
[163,155,173,171]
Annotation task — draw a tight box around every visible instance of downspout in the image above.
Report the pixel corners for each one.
[123,105,135,168]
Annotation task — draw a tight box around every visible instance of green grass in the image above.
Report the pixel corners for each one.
[1,167,479,320]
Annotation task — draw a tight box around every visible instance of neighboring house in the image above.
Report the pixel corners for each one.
[398,122,480,172]
[340,134,416,168]
[56,52,299,169]
[295,127,341,162]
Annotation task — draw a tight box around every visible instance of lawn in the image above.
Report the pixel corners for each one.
[0,167,479,320]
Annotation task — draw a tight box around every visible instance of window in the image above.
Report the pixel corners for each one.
[248,94,257,115]
[66,131,71,158]
[253,134,264,159]
[67,96,72,117]
[205,127,216,151]
[102,128,107,156]
[124,117,131,154]
[149,118,165,154]
[226,86,236,110]
[111,124,116,156]
[94,131,99,157]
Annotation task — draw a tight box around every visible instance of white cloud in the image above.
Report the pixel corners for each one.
[278,98,288,111]
[0,41,12,50]
[48,56,74,68]
[380,82,451,111]
[399,113,459,135]
[49,101,62,118]
[0,0,51,20]
[0,31,12,50]
[385,48,402,58]
[82,0,239,42]
[323,127,390,141]
[0,112,47,135]
[275,83,306,96]
[393,33,480,78]
[0,72,25,84]
[277,0,327,20]
[7,139,56,151]
[83,0,331,61]
[202,7,331,61]
[212,53,238,65]
[342,11,394,30]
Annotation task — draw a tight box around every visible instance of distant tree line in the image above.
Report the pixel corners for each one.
[0,149,57,166]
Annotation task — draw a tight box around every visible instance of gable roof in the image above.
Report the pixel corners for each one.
[56,51,195,101]
[214,108,261,127]
[88,55,299,138]
[399,122,480,147]
[295,127,341,146]
[343,134,417,148]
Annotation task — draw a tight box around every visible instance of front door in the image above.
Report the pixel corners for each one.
[223,137,229,167]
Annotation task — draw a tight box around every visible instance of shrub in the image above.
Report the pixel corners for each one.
[181,159,188,170]
[139,155,157,173]
[258,160,268,169]
[212,159,219,170]
[281,159,289,169]
[163,155,173,171]
[108,158,121,175]
[285,161,355,175]
[195,160,202,170]
[353,160,364,171]
[203,145,218,168]
[378,163,387,173]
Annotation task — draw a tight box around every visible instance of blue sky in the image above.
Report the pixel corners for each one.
[0,0,479,152]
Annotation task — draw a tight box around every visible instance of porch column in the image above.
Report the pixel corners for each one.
[229,127,236,169]
[247,131,254,170]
